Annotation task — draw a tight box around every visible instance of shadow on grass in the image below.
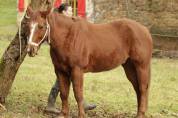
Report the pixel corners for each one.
[43,106,136,118]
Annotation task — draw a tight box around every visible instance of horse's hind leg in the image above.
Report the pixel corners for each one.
[135,61,151,118]
[122,59,140,110]
[123,58,150,118]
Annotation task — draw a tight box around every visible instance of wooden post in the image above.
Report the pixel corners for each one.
[73,0,77,16]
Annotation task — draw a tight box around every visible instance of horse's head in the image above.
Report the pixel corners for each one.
[26,6,51,57]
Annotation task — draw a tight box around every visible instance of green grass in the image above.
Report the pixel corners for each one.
[0,0,16,26]
[0,0,17,38]
[0,40,178,118]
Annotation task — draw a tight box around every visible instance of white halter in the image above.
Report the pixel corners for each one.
[28,19,50,47]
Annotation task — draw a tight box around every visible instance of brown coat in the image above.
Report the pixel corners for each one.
[26,8,152,117]
[48,13,152,73]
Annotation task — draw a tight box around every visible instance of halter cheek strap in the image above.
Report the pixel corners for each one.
[28,19,50,47]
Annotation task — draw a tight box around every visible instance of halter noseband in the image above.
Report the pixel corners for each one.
[28,19,50,47]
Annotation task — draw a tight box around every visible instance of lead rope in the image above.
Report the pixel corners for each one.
[47,19,50,44]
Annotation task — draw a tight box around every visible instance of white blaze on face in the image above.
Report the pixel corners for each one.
[28,22,38,44]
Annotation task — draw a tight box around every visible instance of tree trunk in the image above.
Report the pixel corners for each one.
[0,0,54,104]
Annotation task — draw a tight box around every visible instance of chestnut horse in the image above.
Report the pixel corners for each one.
[26,6,152,118]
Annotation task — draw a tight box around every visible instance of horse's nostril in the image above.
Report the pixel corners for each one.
[27,46,37,57]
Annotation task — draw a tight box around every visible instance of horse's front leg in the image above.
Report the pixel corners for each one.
[57,71,71,117]
[71,66,85,118]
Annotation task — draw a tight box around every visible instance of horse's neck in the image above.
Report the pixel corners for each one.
[48,13,74,48]
[50,13,73,27]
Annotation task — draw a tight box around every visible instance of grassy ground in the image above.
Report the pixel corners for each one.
[0,0,16,26]
[0,40,178,118]
[0,0,17,39]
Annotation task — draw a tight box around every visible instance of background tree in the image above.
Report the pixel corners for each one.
[0,0,54,105]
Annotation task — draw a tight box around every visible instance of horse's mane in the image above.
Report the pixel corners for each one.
[53,3,69,13]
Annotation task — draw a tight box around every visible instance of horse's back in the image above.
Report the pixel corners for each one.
[86,18,152,56]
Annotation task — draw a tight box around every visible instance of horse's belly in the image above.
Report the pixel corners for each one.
[91,62,120,72]
[87,53,128,73]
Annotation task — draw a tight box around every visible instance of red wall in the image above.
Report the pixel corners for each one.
[78,0,86,17]
[18,0,24,12]
[54,0,62,8]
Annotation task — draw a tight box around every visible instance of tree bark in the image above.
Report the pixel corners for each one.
[0,0,53,104]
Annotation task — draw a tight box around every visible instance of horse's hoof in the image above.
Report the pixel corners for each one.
[136,114,146,118]
[56,116,65,118]
[44,106,60,115]
[56,113,69,118]
[84,103,96,111]
[78,115,85,118]
[136,116,146,118]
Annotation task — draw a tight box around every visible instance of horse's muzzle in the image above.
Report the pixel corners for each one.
[27,45,38,57]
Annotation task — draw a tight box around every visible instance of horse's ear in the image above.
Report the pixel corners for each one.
[26,5,33,17]
[40,7,52,18]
